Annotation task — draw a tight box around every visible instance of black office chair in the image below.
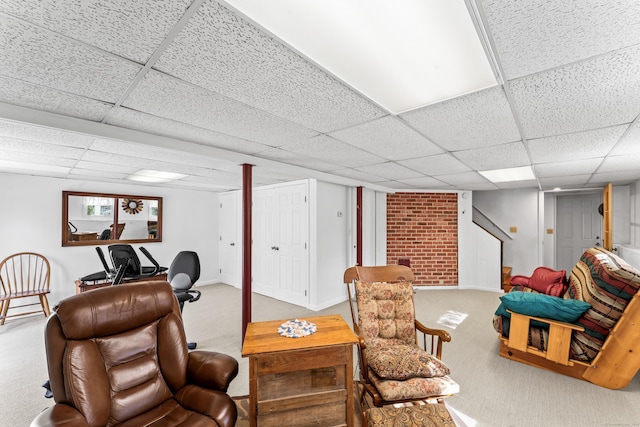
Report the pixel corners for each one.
[168,251,201,349]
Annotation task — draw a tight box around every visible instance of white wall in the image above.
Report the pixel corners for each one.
[613,185,631,245]
[473,188,540,276]
[632,180,640,247]
[457,191,476,289]
[309,180,350,310]
[0,173,220,305]
[543,192,556,267]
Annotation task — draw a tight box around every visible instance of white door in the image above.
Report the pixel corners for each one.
[253,182,309,307]
[556,192,602,273]
[219,192,240,287]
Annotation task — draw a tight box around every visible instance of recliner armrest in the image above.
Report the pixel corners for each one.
[187,351,239,392]
[30,404,89,427]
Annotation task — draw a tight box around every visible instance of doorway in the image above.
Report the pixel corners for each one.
[556,192,602,273]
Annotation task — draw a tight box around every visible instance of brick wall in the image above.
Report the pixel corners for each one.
[387,193,458,286]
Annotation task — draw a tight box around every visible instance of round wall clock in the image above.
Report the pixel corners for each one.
[122,199,144,214]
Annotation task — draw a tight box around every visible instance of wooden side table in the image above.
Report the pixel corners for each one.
[242,314,358,427]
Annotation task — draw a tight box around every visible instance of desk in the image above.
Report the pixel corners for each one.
[75,273,168,293]
[242,314,358,427]
[70,232,98,241]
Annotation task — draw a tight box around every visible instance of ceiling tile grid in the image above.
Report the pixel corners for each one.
[526,125,627,164]
[1,0,639,192]
[0,119,94,148]
[106,107,271,156]
[398,153,471,176]
[253,147,343,173]
[400,86,522,151]
[0,76,113,122]
[328,116,442,161]
[510,45,640,139]
[354,162,423,181]
[0,0,193,64]
[122,70,318,147]
[534,158,603,178]
[597,153,640,174]
[611,123,640,156]
[481,0,640,79]
[538,174,594,189]
[0,16,142,102]
[88,138,240,172]
[279,135,386,169]
[453,141,531,171]
[0,136,85,159]
[152,0,386,133]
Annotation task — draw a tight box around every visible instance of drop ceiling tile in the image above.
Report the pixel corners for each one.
[354,163,423,181]
[82,150,171,170]
[328,116,442,161]
[590,170,640,184]
[122,71,317,147]
[0,0,193,63]
[539,175,593,190]
[69,168,128,180]
[0,77,112,121]
[107,107,271,155]
[526,126,627,163]
[0,137,85,159]
[153,0,385,132]
[482,0,640,79]
[330,168,384,183]
[396,176,450,189]
[495,179,539,189]
[74,160,138,175]
[398,153,471,176]
[373,181,418,190]
[254,147,342,172]
[0,17,141,102]
[611,123,640,155]
[89,138,240,171]
[0,148,76,167]
[253,167,303,182]
[0,162,70,175]
[435,171,491,186]
[534,158,602,177]
[598,153,640,173]
[181,173,241,187]
[0,119,94,147]
[510,45,640,139]
[454,142,530,171]
[163,180,237,191]
[400,86,521,151]
[280,135,385,168]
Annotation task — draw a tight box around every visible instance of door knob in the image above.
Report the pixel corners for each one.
[230,243,235,246]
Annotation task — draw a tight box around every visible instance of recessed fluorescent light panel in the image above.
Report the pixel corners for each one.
[479,166,536,183]
[222,0,499,114]
[127,170,188,183]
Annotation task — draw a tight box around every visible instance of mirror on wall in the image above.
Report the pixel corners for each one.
[62,191,162,247]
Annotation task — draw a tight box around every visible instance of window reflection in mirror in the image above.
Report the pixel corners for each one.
[62,191,162,246]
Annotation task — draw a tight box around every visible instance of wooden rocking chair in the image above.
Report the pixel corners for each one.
[344,265,459,407]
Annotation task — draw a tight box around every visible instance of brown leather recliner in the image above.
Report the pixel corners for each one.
[31,281,239,427]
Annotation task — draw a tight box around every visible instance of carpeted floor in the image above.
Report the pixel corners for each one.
[3,283,640,426]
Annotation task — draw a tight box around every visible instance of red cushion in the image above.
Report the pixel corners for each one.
[528,267,568,297]
[509,275,530,286]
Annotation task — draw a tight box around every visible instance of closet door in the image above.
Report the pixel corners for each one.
[219,192,241,287]
[253,181,309,307]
